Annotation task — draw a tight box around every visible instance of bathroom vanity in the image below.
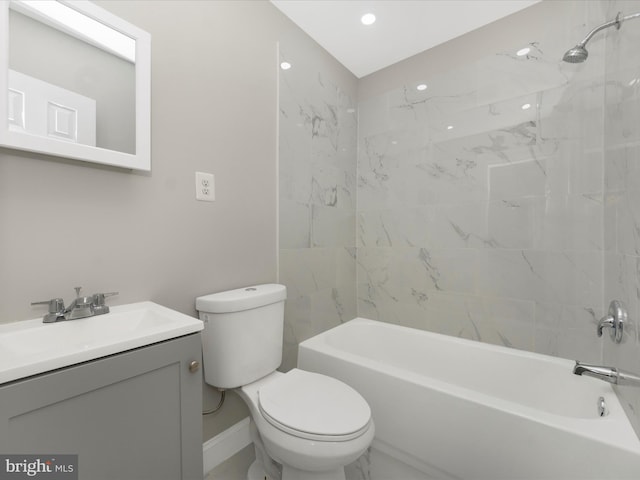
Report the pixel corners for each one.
[0,302,204,480]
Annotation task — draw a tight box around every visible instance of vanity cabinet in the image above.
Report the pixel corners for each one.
[0,333,203,480]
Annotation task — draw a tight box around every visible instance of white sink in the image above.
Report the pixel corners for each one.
[0,301,203,384]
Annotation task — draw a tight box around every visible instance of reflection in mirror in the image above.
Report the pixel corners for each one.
[0,0,151,170]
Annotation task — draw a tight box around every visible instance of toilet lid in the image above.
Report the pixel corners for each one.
[258,369,371,441]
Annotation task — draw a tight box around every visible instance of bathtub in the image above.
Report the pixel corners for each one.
[297,318,640,479]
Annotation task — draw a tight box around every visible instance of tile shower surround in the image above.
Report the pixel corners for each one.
[279,0,640,437]
[279,38,358,370]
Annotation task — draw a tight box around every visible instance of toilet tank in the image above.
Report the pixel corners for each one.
[196,284,286,389]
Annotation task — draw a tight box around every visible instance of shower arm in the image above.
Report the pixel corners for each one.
[577,12,640,47]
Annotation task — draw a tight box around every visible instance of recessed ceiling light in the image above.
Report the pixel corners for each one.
[280,61,292,70]
[516,47,531,57]
[416,84,427,91]
[521,103,531,110]
[447,125,453,130]
[361,13,376,26]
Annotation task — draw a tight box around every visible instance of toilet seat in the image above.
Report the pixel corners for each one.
[258,369,372,442]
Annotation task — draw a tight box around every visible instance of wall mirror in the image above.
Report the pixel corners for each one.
[0,0,151,171]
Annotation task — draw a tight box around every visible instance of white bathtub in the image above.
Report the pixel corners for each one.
[298,318,640,479]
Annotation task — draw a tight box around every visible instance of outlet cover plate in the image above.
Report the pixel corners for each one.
[195,172,215,202]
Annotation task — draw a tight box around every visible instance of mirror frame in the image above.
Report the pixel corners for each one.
[0,0,151,171]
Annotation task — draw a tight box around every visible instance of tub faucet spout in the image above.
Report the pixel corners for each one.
[573,361,640,387]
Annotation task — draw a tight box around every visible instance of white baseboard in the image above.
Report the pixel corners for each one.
[203,417,252,476]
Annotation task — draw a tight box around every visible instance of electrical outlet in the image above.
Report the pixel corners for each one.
[195,172,215,202]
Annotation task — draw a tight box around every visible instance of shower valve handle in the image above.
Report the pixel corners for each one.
[597,300,626,343]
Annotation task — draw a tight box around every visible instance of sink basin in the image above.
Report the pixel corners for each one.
[0,301,203,384]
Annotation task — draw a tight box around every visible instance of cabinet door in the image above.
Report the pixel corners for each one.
[0,333,203,480]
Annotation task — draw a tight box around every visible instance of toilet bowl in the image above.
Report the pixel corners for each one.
[196,284,374,480]
[239,369,374,479]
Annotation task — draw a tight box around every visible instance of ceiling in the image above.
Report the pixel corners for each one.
[270,0,541,78]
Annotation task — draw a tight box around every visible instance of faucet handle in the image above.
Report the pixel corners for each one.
[598,300,626,343]
[92,292,118,315]
[31,298,65,314]
[31,298,66,323]
[92,292,119,306]
[597,315,614,337]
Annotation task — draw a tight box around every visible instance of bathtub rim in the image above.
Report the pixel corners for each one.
[298,317,640,456]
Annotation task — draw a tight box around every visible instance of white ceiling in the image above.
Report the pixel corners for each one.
[271,0,541,78]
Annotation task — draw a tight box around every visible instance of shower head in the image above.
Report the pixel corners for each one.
[562,11,640,63]
[562,44,589,63]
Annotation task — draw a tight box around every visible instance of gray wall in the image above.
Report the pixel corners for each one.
[1,0,296,440]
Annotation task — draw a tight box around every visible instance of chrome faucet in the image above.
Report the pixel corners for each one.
[31,287,118,323]
[573,361,640,387]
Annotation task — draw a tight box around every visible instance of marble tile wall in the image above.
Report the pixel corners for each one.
[357,0,608,364]
[603,0,640,439]
[278,39,358,370]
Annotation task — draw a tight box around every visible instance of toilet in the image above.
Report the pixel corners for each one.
[196,284,374,480]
